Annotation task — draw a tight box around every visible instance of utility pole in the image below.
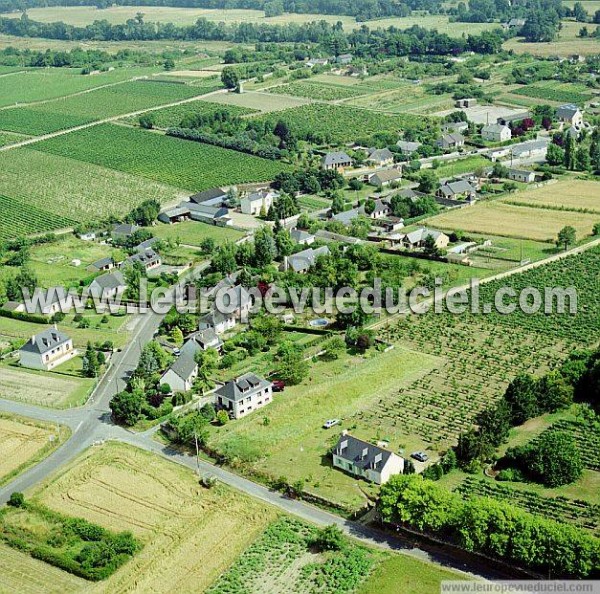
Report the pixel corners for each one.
[194,430,200,476]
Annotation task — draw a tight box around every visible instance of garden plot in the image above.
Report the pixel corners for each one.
[33,442,276,594]
[433,104,531,125]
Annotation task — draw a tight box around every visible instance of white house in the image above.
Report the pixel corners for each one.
[180,328,223,359]
[290,229,315,246]
[321,152,352,171]
[369,167,402,187]
[403,227,450,250]
[19,327,76,371]
[160,354,198,393]
[332,433,404,485]
[508,168,536,183]
[214,373,273,419]
[366,147,394,167]
[481,124,511,143]
[199,308,236,335]
[29,287,73,317]
[556,104,583,129]
[282,246,330,274]
[240,190,278,216]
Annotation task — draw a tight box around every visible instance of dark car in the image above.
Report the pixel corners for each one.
[411,451,429,462]
[272,380,285,392]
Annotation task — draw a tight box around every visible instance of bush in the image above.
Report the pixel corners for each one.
[216,410,229,425]
[8,492,25,507]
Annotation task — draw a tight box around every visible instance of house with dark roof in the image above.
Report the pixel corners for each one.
[87,257,115,274]
[26,287,74,316]
[396,140,421,154]
[180,328,223,359]
[508,168,536,183]
[403,227,449,250]
[123,248,161,272]
[436,180,477,201]
[332,207,363,226]
[160,353,198,393]
[282,246,330,274]
[556,104,583,129]
[332,433,404,484]
[369,167,402,187]
[240,189,279,216]
[436,133,465,150]
[19,327,75,371]
[441,121,468,134]
[88,271,127,300]
[504,18,526,28]
[290,229,315,246]
[111,223,139,242]
[366,147,394,167]
[158,206,190,224]
[322,151,352,171]
[214,373,273,419]
[481,124,511,143]
[189,187,228,206]
[368,198,392,219]
[217,285,253,320]
[135,237,160,253]
[199,308,236,335]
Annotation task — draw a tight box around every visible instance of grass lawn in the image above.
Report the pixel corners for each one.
[0,413,70,486]
[358,553,470,594]
[150,220,245,247]
[432,155,490,178]
[207,346,439,510]
[427,200,600,242]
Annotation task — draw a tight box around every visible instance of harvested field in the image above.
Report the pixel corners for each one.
[427,200,600,242]
[0,414,66,485]
[501,180,600,213]
[0,542,86,594]
[32,442,277,594]
[0,365,92,408]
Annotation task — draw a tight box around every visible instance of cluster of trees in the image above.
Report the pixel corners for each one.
[272,168,345,195]
[455,347,600,473]
[109,340,174,425]
[378,474,600,578]
[547,129,600,174]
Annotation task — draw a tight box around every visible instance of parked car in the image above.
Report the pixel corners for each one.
[411,451,428,462]
[272,380,285,392]
[323,419,340,429]
[172,347,181,357]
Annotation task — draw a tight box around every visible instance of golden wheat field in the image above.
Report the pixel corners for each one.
[502,180,600,213]
[428,200,600,242]
[0,415,65,486]
[11,442,276,594]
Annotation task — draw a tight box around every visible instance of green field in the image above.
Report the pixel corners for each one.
[0,66,158,108]
[0,130,27,147]
[123,99,256,129]
[34,124,291,192]
[432,155,490,178]
[268,81,372,102]
[511,82,593,105]
[0,79,219,135]
[0,148,185,239]
[151,220,245,247]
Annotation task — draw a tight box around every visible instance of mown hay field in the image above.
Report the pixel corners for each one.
[0,414,67,485]
[501,180,600,213]
[428,200,600,242]
[0,365,93,408]
[34,124,291,192]
[25,442,277,594]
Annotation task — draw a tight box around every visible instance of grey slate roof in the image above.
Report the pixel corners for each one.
[160,206,190,219]
[334,434,393,472]
[437,133,464,147]
[135,237,160,252]
[215,373,271,403]
[367,147,394,163]
[287,246,330,273]
[438,180,476,197]
[510,138,549,157]
[290,229,314,244]
[405,227,446,245]
[125,248,160,268]
[396,140,421,153]
[20,328,70,356]
[186,202,230,219]
[557,104,580,120]
[200,308,235,327]
[189,187,227,204]
[88,257,113,271]
[90,270,126,291]
[332,207,363,225]
[371,168,402,184]
[166,353,197,382]
[112,223,138,237]
[482,123,509,135]
[322,152,352,167]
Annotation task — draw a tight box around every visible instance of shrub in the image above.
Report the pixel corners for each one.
[8,492,25,507]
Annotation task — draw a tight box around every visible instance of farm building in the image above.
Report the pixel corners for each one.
[214,373,273,420]
[240,189,279,216]
[160,354,198,393]
[455,98,477,108]
[290,229,315,246]
[282,246,330,274]
[369,167,402,187]
[158,206,190,224]
[404,227,450,250]
[366,147,394,167]
[322,151,352,171]
[436,133,465,150]
[481,124,511,143]
[19,327,76,371]
[496,111,531,126]
[87,257,115,273]
[186,202,232,226]
[396,140,421,154]
[508,169,536,183]
[189,187,228,207]
[487,138,549,161]
[332,433,404,485]
[556,104,583,129]
[88,271,127,300]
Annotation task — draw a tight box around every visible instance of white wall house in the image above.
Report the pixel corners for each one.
[332,433,404,485]
[160,354,198,393]
[481,124,511,143]
[214,373,273,419]
[241,190,278,216]
[19,328,76,371]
